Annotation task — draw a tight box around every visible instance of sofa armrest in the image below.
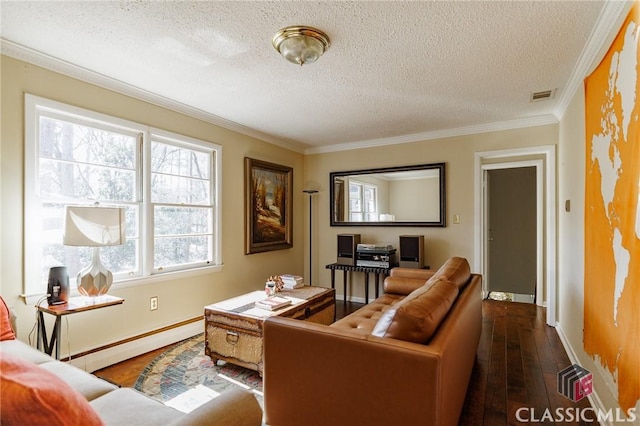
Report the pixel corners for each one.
[383,268,435,295]
[263,317,442,426]
[170,387,262,426]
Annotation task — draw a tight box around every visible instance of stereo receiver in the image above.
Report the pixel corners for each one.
[356,244,397,268]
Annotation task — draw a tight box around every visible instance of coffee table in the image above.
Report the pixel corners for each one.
[204,286,335,375]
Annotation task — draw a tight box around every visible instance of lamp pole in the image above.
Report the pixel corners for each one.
[303,189,318,285]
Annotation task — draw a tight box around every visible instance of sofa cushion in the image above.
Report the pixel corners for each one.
[39,360,118,401]
[331,294,404,335]
[90,388,182,425]
[371,278,459,343]
[0,296,16,341]
[429,256,471,289]
[0,353,105,426]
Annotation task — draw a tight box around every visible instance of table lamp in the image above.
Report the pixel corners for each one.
[63,205,125,297]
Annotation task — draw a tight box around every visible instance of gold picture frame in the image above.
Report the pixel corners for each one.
[245,157,293,254]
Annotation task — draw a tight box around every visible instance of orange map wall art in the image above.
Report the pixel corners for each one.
[584,2,639,413]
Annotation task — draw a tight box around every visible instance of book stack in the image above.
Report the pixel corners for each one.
[280,274,304,289]
[255,296,292,311]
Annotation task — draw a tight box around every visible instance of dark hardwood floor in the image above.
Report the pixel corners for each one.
[458,300,592,425]
[94,299,591,425]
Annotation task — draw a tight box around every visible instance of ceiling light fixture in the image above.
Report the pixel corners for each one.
[272,26,330,66]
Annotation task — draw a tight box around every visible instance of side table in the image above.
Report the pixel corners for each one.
[36,295,124,360]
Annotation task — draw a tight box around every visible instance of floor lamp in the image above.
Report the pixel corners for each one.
[303,189,318,285]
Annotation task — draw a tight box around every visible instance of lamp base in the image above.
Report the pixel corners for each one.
[76,247,113,297]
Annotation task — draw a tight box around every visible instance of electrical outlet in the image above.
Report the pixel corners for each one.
[150,296,158,311]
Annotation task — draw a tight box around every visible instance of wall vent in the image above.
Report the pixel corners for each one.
[530,89,556,102]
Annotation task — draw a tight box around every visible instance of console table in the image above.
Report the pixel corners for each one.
[325,263,394,303]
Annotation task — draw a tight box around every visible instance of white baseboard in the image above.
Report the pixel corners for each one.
[555,323,610,426]
[68,321,202,373]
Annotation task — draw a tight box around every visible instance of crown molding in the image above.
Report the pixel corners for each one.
[554,0,632,120]
[0,38,306,154]
[305,115,558,155]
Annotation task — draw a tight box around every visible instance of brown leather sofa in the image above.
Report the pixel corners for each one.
[263,257,482,426]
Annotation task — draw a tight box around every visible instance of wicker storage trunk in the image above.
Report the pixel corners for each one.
[204,286,335,375]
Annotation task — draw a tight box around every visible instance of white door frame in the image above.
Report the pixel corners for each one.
[474,145,556,326]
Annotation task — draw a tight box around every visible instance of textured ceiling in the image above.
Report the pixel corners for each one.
[1,1,610,152]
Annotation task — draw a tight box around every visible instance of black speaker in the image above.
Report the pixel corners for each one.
[47,266,70,305]
[399,235,424,269]
[337,234,361,266]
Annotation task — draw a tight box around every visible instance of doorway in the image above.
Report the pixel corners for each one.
[486,167,537,302]
[474,145,556,326]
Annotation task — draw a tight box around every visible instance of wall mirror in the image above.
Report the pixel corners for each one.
[330,162,446,227]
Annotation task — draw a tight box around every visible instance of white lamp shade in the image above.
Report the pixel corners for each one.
[63,206,126,247]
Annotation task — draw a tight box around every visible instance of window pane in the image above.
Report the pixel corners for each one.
[364,187,374,201]
[39,116,135,168]
[154,206,211,236]
[151,174,210,205]
[101,242,138,273]
[40,159,136,201]
[153,206,212,269]
[38,116,137,201]
[151,141,211,205]
[154,236,211,268]
[151,142,210,179]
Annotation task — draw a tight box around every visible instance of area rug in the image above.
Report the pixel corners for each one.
[134,333,263,411]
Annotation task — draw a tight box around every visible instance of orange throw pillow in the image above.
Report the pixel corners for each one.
[0,296,16,341]
[0,354,105,426]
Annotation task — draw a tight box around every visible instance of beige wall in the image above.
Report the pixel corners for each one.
[390,177,440,222]
[1,56,304,357]
[305,124,558,298]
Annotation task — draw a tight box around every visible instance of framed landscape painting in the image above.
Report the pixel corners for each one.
[245,157,293,254]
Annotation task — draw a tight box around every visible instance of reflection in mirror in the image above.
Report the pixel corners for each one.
[330,163,446,227]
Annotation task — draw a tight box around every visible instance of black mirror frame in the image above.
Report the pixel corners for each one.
[329,162,446,227]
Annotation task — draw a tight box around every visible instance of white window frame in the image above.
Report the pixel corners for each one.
[24,94,222,298]
[349,180,378,222]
